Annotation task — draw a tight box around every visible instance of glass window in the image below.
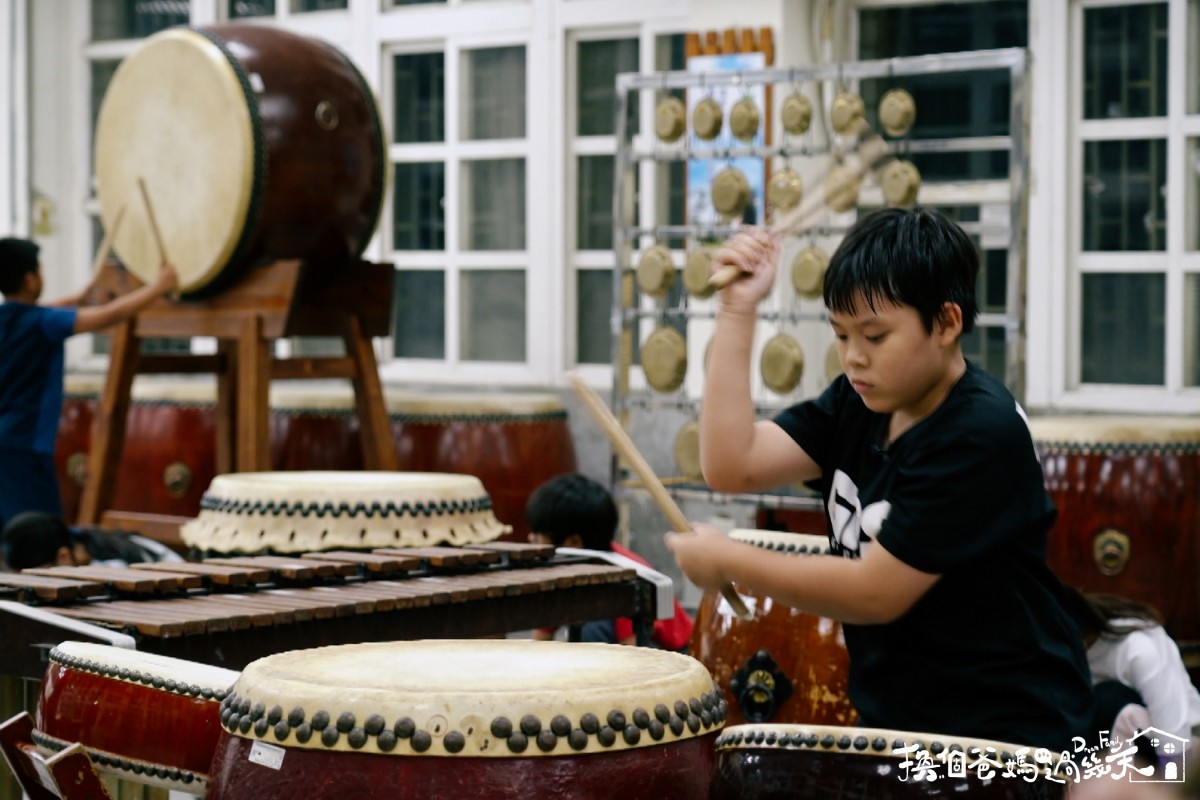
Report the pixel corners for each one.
[1082,139,1167,252]
[577,269,614,365]
[393,162,446,251]
[577,155,616,251]
[1185,273,1200,385]
[460,270,526,361]
[1080,273,1165,385]
[394,52,445,144]
[960,326,1007,384]
[1083,3,1167,120]
[291,0,347,11]
[577,39,639,136]
[229,1,273,16]
[1190,0,1200,114]
[463,46,525,140]
[92,0,189,41]
[858,1,1026,182]
[462,159,525,251]
[1188,138,1200,251]
[393,270,445,359]
[90,61,121,167]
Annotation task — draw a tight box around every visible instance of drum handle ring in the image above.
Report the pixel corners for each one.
[163,461,194,498]
[315,101,339,131]
[1092,528,1130,576]
[67,452,88,487]
[730,649,794,723]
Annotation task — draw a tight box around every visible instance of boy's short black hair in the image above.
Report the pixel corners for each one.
[524,473,617,551]
[2,511,71,570]
[0,237,40,295]
[823,207,979,335]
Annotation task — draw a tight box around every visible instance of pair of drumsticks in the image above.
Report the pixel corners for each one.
[572,130,898,619]
[91,177,173,292]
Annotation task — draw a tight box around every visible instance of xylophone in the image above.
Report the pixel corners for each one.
[0,543,671,682]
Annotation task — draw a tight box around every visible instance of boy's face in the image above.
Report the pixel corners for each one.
[830,292,962,420]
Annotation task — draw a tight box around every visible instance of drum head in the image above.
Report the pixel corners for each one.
[95,28,257,294]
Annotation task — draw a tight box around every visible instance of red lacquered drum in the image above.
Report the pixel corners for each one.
[208,640,725,799]
[94,25,384,296]
[1030,417,1200,653]
[710,724,1071,799]
[34,641,239,793]
[690,530,857,727]
[389,392,578,542]
[270,383,363,472]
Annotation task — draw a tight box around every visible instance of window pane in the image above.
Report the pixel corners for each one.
[578,155,640,252]
[463,46,525,140]
[1082,139,1166,251]
[291,0,347,10]
[1190,0,1200,114]
[92,0,189,41]
[1083,3,1167,120]
[1188,138,1200,251]
[577,269,613,365]
[577,39,639,136]
[657,162,687,250]
[393,270,445,358]
[394,52,444,144]
[960,326,1007,384]
[859,1,1026,58]
[1081,273,1165,385]
[460,270,525,362]
[463,159,525,251]
[393,162,445,251]
[91,60,120,171]
[229,1,273,16]
[1185,274,1200,385]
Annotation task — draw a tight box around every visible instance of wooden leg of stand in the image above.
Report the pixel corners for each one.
[215,339,238,476]
[45,743,114,800]
[236,316,270,473]
[0,712,66,800]
[78,320,139,524]
[344,314,398,471]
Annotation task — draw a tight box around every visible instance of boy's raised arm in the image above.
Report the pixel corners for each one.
[74,263,178,334]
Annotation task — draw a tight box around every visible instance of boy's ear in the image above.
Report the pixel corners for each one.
[935,302,964,342]
[563,534,583,549]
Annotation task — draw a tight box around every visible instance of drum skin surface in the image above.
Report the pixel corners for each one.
[1031,416,1200,644]
[689,532,857,727]
[710,725,1068,800]
[94,25,384,296]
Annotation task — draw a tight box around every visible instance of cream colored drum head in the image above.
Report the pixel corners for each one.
[683,248,717,299]
[729,98,760,142]
[222,640,725,757]
[767,168,803,214]
[95,28,256,294]
[1028,416,1200,446]
[640,327,687,394]
[781,92,813,136]
[693,98,723,141]
[823,165,861,213]
[880,159,921,207]
[830,92,866,136]
[759,333,805,394]
[386,391,565,418]
[181,471,512,553]
[711,168,751,219]
[730,529,832,554]
[791,246,829,299]
[674,421,702,482]
[636,245,676,298]
[825,341,843,383]
[878,88,917,137]
[655,97,687,143]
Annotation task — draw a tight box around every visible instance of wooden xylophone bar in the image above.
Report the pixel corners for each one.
[0,542,662,681]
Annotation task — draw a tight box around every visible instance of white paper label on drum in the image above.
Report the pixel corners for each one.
[248,740,286,770]
[248,72,265,93]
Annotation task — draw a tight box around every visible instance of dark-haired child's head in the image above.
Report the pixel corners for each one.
[0,237,41,297]
[823,207,979,336]
[1,511,73,570]
[524,473,617,551]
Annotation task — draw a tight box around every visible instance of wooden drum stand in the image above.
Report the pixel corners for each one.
[76,258,399,526]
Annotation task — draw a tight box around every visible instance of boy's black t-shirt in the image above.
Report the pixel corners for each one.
[774,362,1093,752]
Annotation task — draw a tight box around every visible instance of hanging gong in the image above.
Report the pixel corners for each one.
[655,96,687,143]
[760,333,806,394]
[693,97,724,141]
[781,92,813,135]
[683,247,717,299]
[878,88,916,137]
[767,168,803,213]
[880,159,921,207]
[830,92,866,136]
[823,164,861,213]
[636,244,676,298]
[641,326,688,393]
[711,168,751,220]
[791,246,829,299]
[729,97,761,142]
[674,421,703,482]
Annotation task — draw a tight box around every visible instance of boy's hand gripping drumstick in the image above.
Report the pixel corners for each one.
[566,372,753,620]
[708,134,892,290]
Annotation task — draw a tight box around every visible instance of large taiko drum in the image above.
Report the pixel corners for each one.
[389,392,578,542]
[710,724,1070,799]
[34,641,239,794]
[179,471,511,553]
[1030,417,1200,660]
[94,24,385,296]
[207,640,726,799]
[690,530,857,727]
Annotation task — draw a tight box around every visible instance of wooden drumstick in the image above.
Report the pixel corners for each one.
[708,134,892,290]
[90,204,126,276]
[137,176,169,265]
[566,372,753,620]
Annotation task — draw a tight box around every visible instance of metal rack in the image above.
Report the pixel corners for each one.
[611,48,1030,520]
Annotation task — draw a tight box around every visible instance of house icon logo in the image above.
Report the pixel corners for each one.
[1128,727,1188,783]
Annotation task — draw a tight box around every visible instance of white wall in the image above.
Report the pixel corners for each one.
[0,0,29,238]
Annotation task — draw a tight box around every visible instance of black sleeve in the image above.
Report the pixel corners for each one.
[772,375,850,475]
